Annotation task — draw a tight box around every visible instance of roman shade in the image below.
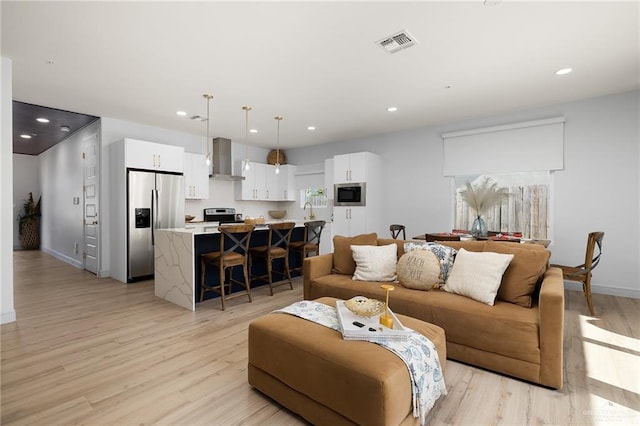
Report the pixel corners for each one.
[442,117,565,176]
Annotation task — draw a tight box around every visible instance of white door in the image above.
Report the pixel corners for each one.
[83,132,100,275]
[348,207,367,235]
[332,207,350,236]
[333,154,350,183]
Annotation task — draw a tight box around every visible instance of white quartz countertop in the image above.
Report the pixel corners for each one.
[160,220,310,235]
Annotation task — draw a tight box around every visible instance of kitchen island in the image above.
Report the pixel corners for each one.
[154,222,307,310]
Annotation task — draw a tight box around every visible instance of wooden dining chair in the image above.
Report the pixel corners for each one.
[550,231,604,316]
[200,224,254,311]
[425,233,460,242]
[390,224,406,240]
[290,220,326,274]
[249,222,296,295]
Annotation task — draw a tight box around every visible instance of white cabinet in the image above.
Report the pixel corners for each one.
[331,152,381,237]
[333,152,368,183]
[277,164,296,201]
[236,162,297,201]
[125,138,184,173]
[324,158,334,199]
[263,164,277,200]
[333,207,367,236]
[184,152,209,199]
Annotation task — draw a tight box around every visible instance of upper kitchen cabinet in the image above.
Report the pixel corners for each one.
[235,162,296,201]
[333,152,372,183]
[277,164,296,201]
[236,162,266,200]
[324,158,334,199]
[184,152,209,199]
[125,138,184,173]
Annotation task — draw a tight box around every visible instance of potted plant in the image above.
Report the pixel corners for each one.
[18,192,41,250]
[458,177,508,237]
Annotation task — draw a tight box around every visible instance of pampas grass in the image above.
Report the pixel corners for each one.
[458,176,509,215]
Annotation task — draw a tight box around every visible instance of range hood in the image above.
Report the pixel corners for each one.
[210,137,244,181]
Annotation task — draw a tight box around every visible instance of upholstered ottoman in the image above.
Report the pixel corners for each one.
[248,297,446,426]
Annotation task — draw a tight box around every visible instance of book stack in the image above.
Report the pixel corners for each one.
[336,300,410,341]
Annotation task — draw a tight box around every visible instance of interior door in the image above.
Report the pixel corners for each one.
[83,132,100,275]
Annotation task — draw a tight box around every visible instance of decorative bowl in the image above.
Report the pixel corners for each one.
[344,296,385,317]
[268,210,287,219]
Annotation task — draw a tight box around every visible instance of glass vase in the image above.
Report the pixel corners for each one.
[471,215,487,237]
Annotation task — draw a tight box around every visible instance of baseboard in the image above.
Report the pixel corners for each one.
[41,247,83,269]
[564,281,640,299]
[1,310,16,324]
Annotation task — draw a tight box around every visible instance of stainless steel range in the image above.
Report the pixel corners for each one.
[203,207,243,224]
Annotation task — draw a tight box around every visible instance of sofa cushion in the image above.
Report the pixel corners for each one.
[333,233,378,275]
[444,248,514,306]
[485,241,551,308]
[351,243,398,282]
[396,250,441,290]
[308,275,541,364]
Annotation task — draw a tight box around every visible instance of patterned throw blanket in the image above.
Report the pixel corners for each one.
[275,300,447,425]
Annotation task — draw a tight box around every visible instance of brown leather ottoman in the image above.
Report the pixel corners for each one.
[248,297,446,426]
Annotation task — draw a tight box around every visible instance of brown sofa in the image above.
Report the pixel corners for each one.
[303,236,564,389]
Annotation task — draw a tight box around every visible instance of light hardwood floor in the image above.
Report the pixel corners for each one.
[2,251,639,425]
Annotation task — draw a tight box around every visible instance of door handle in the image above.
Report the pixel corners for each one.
[92,220,98,225]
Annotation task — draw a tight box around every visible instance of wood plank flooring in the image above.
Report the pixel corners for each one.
[2,250,639,425]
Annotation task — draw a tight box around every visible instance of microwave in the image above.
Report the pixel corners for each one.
[334,182,366,206]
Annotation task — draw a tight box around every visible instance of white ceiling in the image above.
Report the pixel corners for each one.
[2,1,639,150]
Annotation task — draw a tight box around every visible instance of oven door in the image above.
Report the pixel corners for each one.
[334,183,366,206]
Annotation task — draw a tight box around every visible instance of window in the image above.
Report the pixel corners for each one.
[453,172,551,239]
[300,188,328,209]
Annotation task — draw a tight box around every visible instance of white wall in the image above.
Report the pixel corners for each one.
[12,154,40,249]
[1,56,16,323]
[287,90,640,298]
[39,120,101,268]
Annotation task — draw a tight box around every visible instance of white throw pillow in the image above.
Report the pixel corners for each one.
[443,248,514,305]
[351,244,398,282]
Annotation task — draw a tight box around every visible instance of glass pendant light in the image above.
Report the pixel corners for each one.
[203,94,213,166]
[242,106,252,171]
[274,116,283,174]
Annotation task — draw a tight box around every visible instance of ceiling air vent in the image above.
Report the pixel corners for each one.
[376,30,418,54]
[189,114,208,122]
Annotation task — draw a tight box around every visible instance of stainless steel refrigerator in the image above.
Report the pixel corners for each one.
[127,170,184,281]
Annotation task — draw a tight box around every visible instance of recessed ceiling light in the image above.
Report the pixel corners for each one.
[250,129,258,133]
[20,134,32,139]
[176,111,187,116]
[36,117,50,123]
[387,107,398,112]
[307,126,316,131]
[445,85,453,89]
[555,68,573,75]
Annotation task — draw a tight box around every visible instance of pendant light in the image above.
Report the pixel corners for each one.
[274,116,283,174]
[242,106,252,171]
[203,94,213,166]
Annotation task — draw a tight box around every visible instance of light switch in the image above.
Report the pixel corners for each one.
[73,197,80,205]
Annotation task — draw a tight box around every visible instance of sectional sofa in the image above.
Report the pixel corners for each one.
[303,235,564,389]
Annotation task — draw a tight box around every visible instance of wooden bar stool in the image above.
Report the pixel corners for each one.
[290,220,326,274]
[200,224,254,310]
[249,222,296,295]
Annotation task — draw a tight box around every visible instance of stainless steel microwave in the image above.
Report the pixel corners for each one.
[334,182,366,206]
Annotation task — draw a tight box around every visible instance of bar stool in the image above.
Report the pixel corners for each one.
[249,222,296,295]
[290,220,326,274]
[200,224,254,310]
